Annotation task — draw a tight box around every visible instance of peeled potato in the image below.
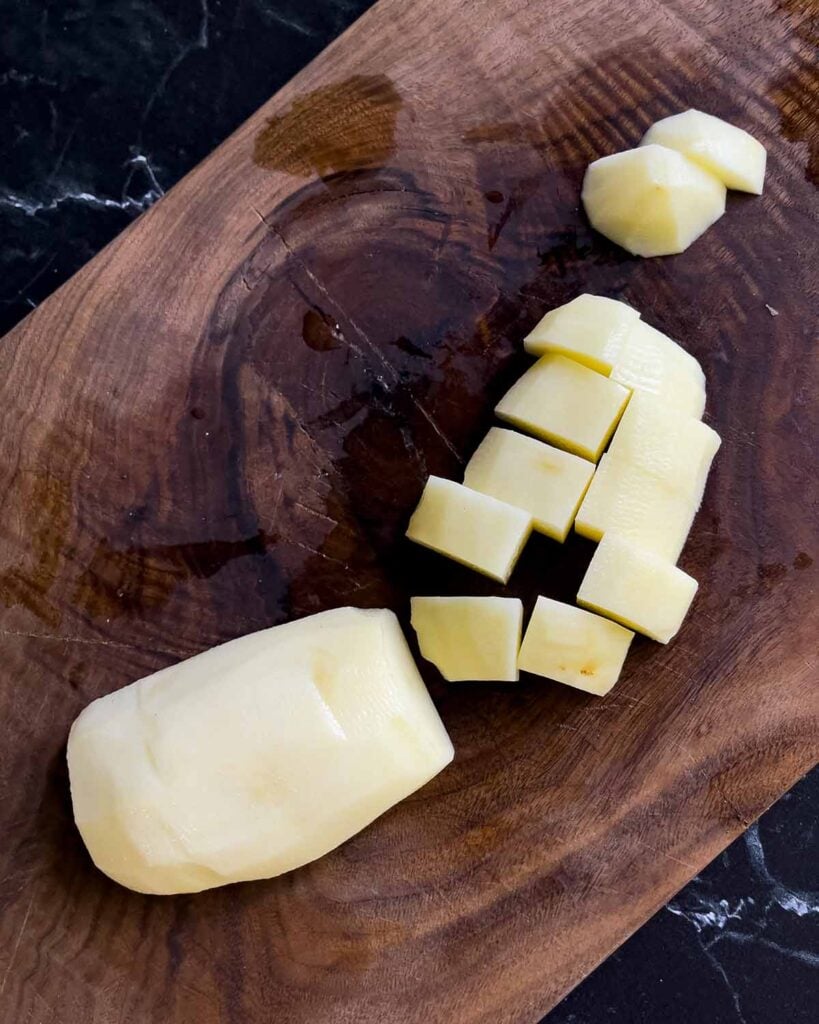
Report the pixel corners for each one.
[575,453,697,562]
[523,293,640,373]
[582,144,727,257]
[578,533,698,643]
[518,596,633,696]
[641,109,766,194]
[463,427,594,541]
[495,353,630,462]
[411,596,523,682]
[607,391,721,501]
[67,608,454,894]
[610,320,706,418]
[406,476,532,583]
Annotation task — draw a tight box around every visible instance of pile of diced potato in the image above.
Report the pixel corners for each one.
[67,301,722,896]
[66,111,765,897]
[582,109,766,256]
[407,293,721,694]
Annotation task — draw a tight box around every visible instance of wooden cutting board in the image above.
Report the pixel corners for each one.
[1,1,816,1021]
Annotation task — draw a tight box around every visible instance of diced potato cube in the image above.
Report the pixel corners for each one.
[463,427,594,541]
[577,533,698,643]
[411,596,523,682]
[607,392,721,501]
[518,596,634,695]
[611,320,706,418]
[406,477,532,583]
[641,109,766,194]
[523,293,640,373]
[495,353,630,461]
[582,144,726,257]
[575,454,695,561]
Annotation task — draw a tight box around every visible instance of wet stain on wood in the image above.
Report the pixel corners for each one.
[73,533,273,620]
[302,307,344,351]
[770,0,819,185]
[0,472,71,627]
[253,75,402,178]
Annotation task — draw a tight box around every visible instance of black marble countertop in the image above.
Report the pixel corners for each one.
[1,2,816,1021]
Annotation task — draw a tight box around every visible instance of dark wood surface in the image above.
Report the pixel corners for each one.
[1,0,817,1021]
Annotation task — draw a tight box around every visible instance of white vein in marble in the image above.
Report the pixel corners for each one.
[0,186,161,217]
[664,821,819,1022]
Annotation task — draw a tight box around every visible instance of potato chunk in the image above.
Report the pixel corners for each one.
[641,109,766,194]
[523,293,640,373]
[582,144,726,257]
[463,427,594,541]
[518,596,633,695]
[610,321,706,418]
[577,533,698,643]
[406,476,532,583]
[67,608,454,894]
[495,353,629,461]
[411,596,523,682]
[575,454,696,561]
[607,392,721,501]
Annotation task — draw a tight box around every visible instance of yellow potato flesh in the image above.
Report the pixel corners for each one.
[406,476,532,583]
[463,427,594,541]
[495,353,629,461]
[575,454,696,561]
[518,596,634,696]
[607,392,721,502]
[411,596,523,682]
[577,533,698,643]
[611,320,706,418]
[582,144,726,257]
[67,608,454,894]
[641,109,766,194]
[523,293,640,373]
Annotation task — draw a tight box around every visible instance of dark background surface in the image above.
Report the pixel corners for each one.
[1,2,816,1021]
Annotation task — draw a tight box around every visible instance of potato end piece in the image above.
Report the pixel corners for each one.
[582,145,727,257]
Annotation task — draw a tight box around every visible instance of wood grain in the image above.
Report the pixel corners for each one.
[1,0,817,1021]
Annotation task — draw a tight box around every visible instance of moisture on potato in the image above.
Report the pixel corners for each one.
[577,533,698,643]
[67,608,454,895]
[495,353,630,462]
[463,427,594,541]
[406,476,532,583]
[518,596,634,696]
[582,144,727,257]
[523,293,640,374]
[411,596,523,682]
[641,109,766,194]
